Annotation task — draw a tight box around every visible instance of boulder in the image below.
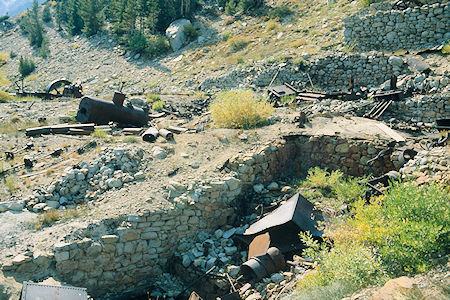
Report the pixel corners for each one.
[165,19,191,51]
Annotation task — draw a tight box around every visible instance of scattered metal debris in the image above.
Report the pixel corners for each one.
[436,118,450,131]
[167,126,189,134]
[365,76,406,119]
[45,79,83,98]
[21,281,88,300]
[26,124,95,137]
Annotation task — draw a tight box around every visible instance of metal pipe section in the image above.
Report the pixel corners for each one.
[142,127,159,142]
[76,96,149,127]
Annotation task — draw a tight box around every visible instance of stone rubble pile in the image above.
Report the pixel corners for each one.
[176,227,248,273]
[399,146,450,185]
[2,147,145,214]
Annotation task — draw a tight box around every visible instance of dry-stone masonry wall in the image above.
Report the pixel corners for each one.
[344,2,450,51]
[200,53,410,91]
[1,135,401,298]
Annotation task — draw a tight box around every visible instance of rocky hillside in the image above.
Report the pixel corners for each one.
[0,0,403,96]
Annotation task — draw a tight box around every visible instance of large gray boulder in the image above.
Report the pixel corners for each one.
[165,19,191,51]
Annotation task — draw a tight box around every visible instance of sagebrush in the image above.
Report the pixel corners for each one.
[210,90,273,129]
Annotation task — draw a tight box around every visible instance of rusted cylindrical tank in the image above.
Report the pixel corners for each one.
[240,247,285,281]
[76,96,148,127]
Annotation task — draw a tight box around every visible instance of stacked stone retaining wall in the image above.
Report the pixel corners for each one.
[200,53,410,91]
[344,2,450,51]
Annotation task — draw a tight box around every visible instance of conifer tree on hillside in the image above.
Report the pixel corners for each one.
[67,0,84,35]
[79,0,105,36]
[42,5,52,23]
[20,0,45,47]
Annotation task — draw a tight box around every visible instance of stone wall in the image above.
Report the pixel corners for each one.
[344,2,450,51]
[200,53,410,92]
[1,134,401,298]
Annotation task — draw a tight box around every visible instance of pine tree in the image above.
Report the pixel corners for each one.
[79,0,105,36]
[67,0,84,35]
[55,1,64,30]
[20,0,45,47]
[42,5,52,23]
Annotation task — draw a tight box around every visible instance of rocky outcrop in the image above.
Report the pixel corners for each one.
[165,19,191,51]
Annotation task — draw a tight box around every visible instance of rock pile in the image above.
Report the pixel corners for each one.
[18,147,145,213]
[399,146,450,185]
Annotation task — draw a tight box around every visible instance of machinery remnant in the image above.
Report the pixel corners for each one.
[240,247,285,281]
[76,92,149,127]
[13,79,83,100]
[240,193,324,253]
[364,76,407,120]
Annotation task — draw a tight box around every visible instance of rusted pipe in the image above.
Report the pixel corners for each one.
[159,128,174,140]
[142,127,159,142]
[76,96,148,126]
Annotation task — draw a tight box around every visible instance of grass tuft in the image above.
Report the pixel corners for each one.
[228,37,249,52]
[92,128,108,138]
[0,90,12,103]
[151,100,164,112]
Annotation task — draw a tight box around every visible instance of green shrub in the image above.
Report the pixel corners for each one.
[19,56,36,78]
[151,100,165,112]
[0,52,8,66]
[360,0,385,7]
[0,15,10,23]
[145,34,170,58]
[267,5,292,19]
[128,30,147,53]
[229,37,249,52]
[39,37,50,58]
[222,32,232,41]
[299,167,366,206]
[184,24,200,41]
[442,43,450,55]
[210,89,273,129]
[336,182,449,275]
[299,233,386,296]
[0,91,12,103]
[9,51,17,59]
[236,56,244,64]
[5,175,18,193]
[20,0,45,48]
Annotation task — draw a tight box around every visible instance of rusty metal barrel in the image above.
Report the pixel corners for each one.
[76,96,149,127]
[240,247,285,281]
